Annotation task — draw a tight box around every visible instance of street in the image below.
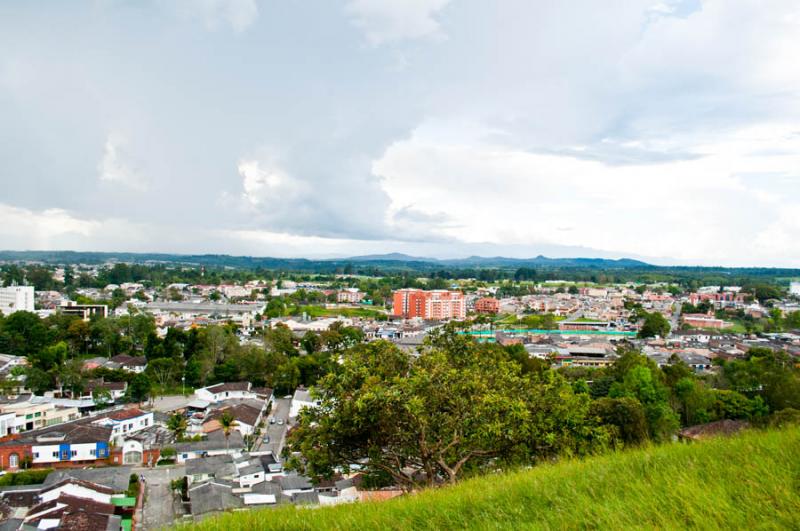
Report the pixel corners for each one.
[150,395,193,413]
[260,397,291,457]
[138,464,186,530]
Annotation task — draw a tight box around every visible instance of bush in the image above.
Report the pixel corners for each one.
[0,468,53,487]
[160,446,177,459]
[126,473,140,498]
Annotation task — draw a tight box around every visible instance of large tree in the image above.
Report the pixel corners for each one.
[285,332,602,489]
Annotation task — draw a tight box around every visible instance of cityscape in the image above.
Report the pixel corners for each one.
[2,1,800,530]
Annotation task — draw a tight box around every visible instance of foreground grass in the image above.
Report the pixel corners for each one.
[191,427,800,530]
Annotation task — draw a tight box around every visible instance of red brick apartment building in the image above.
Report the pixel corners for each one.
[474,297,500,314]
[392,289,466,320]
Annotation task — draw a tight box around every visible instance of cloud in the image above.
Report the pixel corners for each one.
[165,0,259,32]
[345,0,451,45]
[97,134,148,191]
[0,204,100,249]
[374,121,800,267]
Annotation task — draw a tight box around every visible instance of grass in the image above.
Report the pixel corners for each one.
[296,305,388,320]
[189,427,800,530]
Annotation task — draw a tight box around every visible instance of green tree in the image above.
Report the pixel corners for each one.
[638,311,671,339]
[167,413,188,440]
[589,397,649,446]
[127,373,152,405]
[220,411,238,451]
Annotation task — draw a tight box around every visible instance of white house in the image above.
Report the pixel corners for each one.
[289,387,319,419]
[92,408,154,444]
[195,382,257,403]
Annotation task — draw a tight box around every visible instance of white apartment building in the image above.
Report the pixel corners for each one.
[0,286,35,315]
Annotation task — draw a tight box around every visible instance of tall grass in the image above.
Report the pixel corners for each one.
[190,427,800,530]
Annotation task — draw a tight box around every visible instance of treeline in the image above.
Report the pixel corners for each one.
[0,310,365,401]
[285,330,800,489]
[2,258,798,292]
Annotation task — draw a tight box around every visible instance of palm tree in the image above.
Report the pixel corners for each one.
[220,411,238,452]
[167,412,187,441]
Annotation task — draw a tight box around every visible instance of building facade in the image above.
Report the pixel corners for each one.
[474,297,500,314]
[0,286,35,315]
[392,289,466,320]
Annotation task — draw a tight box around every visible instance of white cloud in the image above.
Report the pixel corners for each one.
[374,121,800,267]
[97,134,148,191]
[0,204,100,249]
[346,0,451,45]
[166,0,259,33]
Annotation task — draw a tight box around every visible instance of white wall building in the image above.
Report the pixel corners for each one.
[791,282,800,297]
[0,286,34,315]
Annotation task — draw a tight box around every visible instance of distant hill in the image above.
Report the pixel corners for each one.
[0,250,651,270]
[191,427,800,530]
[1,250,799,280]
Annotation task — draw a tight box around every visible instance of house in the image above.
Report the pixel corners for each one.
[188,480,243,518]
[81,380,127,401]
[0,421,112,470]
[22,479,121,530]
[337,288,365,304]
[185,454,237,485]
[108,354,147,373]
[278,475,314,496]
[235,457,267,488]
[289,387,319,419]
[204,402,264,437]
[92,408,154,444]
[0,397,80,434]
[175,430,245,463]
[195,382,257,403]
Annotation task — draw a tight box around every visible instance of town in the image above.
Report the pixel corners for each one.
[0,257,798,529]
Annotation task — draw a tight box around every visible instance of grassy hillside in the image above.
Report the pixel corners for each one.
[191,428,800,530]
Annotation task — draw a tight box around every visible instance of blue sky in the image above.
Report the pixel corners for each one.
[1,0,799,266]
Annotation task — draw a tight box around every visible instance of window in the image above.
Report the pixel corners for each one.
[90,449,96,456]
[8,454,18,468]
[71,450,77,457]
[33,452,39,458]
[61,450,69,460]
[34,412,41,418]
[52,451,59,458]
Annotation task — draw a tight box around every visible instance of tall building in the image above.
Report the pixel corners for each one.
[0,286,35,315]
[392,289,466,320]
[791,282,800,297]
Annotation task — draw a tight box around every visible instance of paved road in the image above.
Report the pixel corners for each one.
[260,397,291,457]
[150,395,192,413]
[138,465,186,530]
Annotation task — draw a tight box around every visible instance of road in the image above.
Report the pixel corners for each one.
[670,301,681,336]
[138,465,186,530]
[259,397,291,457]
[150,395,192,413]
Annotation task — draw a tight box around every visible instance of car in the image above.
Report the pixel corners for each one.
[283,395,292,400]
[277,418,284,425]
[268,417,275,424]
[263,436,270,444]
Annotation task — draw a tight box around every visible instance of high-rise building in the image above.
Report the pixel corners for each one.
[0,286,35,315]
[392,289,466,320]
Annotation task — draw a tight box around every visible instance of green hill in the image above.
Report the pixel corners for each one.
[191,428,800,530]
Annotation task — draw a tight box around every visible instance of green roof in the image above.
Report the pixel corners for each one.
[112,496,137,507]
[121,518,132,531]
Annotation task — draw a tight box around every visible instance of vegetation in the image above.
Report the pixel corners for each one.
[0,468,53,487]
[286,328,799,488]
[191,427,800,530]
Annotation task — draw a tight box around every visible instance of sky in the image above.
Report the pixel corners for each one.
[1,0,800,267]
